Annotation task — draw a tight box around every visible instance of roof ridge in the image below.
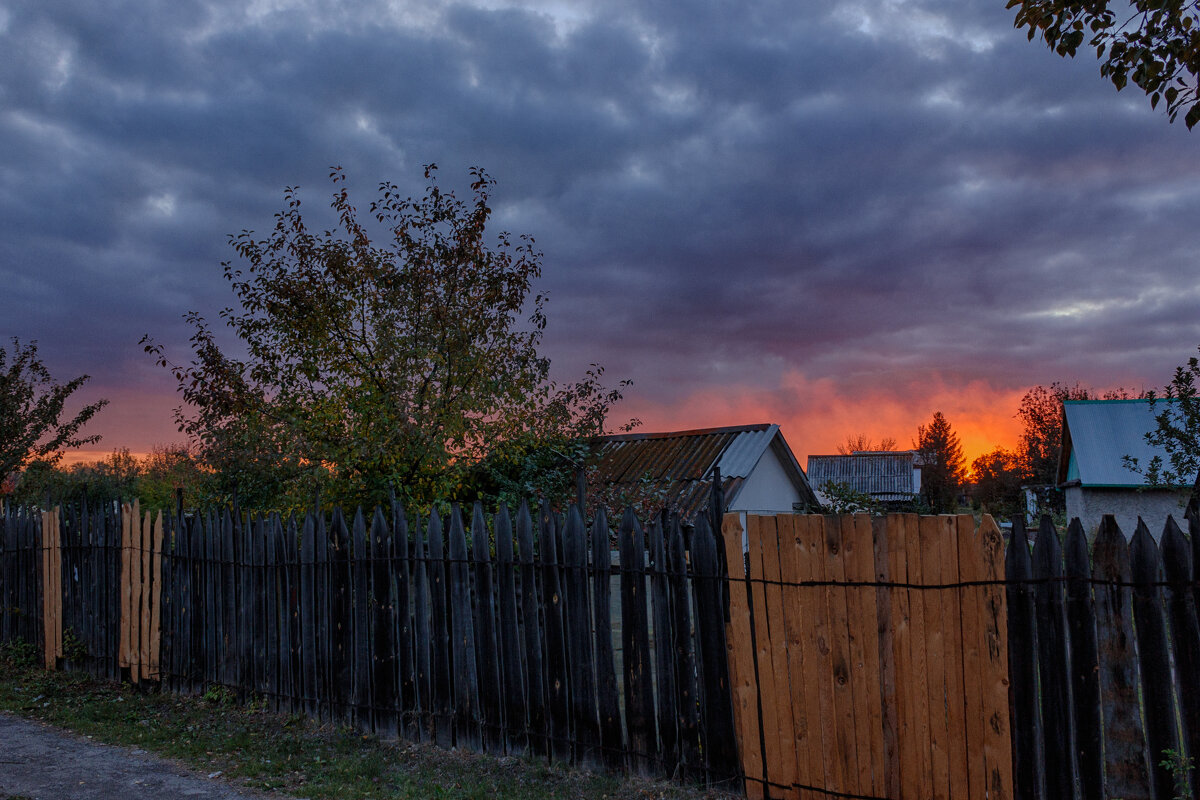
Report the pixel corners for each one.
[594,423,774,442]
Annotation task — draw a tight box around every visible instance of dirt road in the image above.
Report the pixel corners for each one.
[0,712,298,800]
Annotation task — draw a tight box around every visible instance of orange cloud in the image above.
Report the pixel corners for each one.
[621,371,1027,470]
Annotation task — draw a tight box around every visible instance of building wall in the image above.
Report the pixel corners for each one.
[729,449,803,515]
[1065,485,1191,540]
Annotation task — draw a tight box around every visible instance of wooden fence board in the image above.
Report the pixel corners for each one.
[694,513,738,785]
[1161,515,1200,795]
[496,505,528,756]
[940,517,969,800]
[887,515,917,800]
[541,507,571,764]
[473,503,503,754]
[1130,520,1181,800]
[448,506,480,751]
[427,509,453,748]
[977,516,1012,800]
[392,503,417,742]
[411,513,433,742]
[746,515,788,800]
[721,511,763,799]
[619,507,655,775]
[1032,515,1072,800]
[589,507,622,770]
[667,515,700,779]
[774,515,818,800]
[761,515,800,800]
[872,516,899,800]
[1065,518,1103,800]
[918,515,950,800]
[823,514,860,797]
[564,505,600,768]
[1005,517,1041,800]
[904,514,933,798]
[955,514,986,800]
[517,502,547,757]
[850,514,885,798]
[648,514,678,769]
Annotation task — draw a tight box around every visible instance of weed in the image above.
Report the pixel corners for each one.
[0,639,37,669]
[1161,747,1195,800]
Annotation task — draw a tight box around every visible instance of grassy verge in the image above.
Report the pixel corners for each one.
[0,644,732,800]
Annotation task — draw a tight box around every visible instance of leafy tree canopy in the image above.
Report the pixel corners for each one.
[1007,0,1200,128]
[915,411,965,513]
[0,338,107,490]
[971,447,1026,519]
[144,166,630,510]
[1125,346,1200,487]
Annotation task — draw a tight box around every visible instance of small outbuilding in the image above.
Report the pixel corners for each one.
[588,423,819,520]
[1057,399,1195,539]
[806,451,921,509]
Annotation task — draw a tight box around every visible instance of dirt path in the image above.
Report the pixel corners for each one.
[0,712,299,800]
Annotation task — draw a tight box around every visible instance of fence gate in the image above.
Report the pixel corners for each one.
[721,512,1013,800]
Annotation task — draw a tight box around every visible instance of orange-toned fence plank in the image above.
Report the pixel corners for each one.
[979,516,1013,800]
[746,515,788,799]
[957,514,988,800]
[941,516,970,800]
[822,515,860,796]
[148,511,163,680]
[919,515,951,800]
[41,508,62,669]
[798,514,839,797]
[753,515,801,796]
[722,512,764,799]
[849,514,885,797]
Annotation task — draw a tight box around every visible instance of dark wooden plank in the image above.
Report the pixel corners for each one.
[692,512,738,786]
[1162,515,1200,795]
[564,505,600,769]
[329,508,352,722]
[517,501,547,757]
[668,515,700,781]
[1005,516,1042,800]
[391,501,416,741]
[370,507,398,737]
[265,515,281,711]
[300,514,318,717]
[448,505,480,751]
[648,512,677,770]
[589,506,622,771]
[427,508,453,748]
[411,512,433,743]
[471,503,503,754]
[236,510,252,696]
[314,511,333,722]
[1132,519,1183,800]
[495,505,527,756]
[540,504,571,763]
[220,509,237,689]
[1032,515,1071,800]
[1065,518,1102,800]
[350,508,372,730]
[1092,514,1148,800]
[619,507,656,776]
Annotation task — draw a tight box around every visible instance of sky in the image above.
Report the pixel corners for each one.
[2,0,1199,470]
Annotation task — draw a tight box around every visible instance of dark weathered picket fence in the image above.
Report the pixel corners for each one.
[0,498,742,788]
[1005,512,1200,800]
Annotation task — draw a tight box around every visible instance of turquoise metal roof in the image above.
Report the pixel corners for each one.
[1058,399,1193,488]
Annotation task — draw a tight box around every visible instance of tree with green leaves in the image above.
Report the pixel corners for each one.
[1016,382,1093,487]
[971,447,1026,519]
[1125,346,1200,487]
[1006,0,1200,128]
[1,338,108,492]
[144,166,630,510]
[915,411,965,513]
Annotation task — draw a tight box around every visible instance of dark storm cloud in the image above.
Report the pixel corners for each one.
[1,0,1198,451]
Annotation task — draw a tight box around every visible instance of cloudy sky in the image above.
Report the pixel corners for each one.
[3,0,1198,466]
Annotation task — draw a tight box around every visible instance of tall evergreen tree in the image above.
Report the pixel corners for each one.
[915,411,965,513]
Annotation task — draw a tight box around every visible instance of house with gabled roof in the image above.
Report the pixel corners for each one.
[1057,399,1195,538]
[588,423,818,520]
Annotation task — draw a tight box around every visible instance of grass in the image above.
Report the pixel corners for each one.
[0,647,732,800]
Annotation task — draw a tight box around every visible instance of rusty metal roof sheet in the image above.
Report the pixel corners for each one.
[588,423,814,518]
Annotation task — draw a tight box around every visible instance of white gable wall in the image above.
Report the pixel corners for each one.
[728,447,802,515]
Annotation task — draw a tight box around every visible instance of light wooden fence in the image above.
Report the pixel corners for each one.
[721,513,1012,800]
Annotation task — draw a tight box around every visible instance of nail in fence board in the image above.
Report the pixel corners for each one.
[1161,515,1200,795]
[1130,520,1181,800]
[471,503,503,754]
[1065,519,1103,800]
[496,505,528,756]
[516,502,547,757]
[619,507,656,776]
[564,505,600,768]
[1005,517,1041,800]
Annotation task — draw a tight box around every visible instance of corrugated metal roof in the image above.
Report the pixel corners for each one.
[1059,399,1193,487]
[588,423,813,518]
[806,452,918,500]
